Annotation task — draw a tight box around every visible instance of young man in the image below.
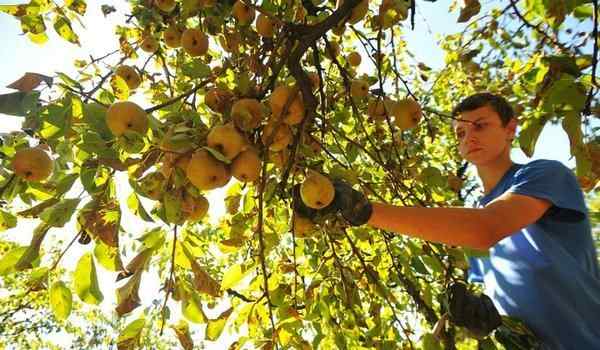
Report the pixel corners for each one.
[294,93,600,349]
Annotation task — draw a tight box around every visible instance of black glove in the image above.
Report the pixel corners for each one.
[447,282,502,338]
[291,180,372,226]
[331,180,372,226]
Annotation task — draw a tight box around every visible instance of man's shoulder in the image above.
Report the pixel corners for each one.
[512,159,572,180]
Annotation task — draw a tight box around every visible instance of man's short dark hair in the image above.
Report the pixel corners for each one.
[452,92,515,126]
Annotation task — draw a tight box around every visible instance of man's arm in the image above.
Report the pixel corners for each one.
[367,192,552,250]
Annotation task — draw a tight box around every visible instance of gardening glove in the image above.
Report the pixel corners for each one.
[331,179,373,226]
[447,282,502,338]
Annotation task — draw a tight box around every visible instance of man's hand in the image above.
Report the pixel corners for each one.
[291,179,372,226]
[331,180,372,226]
[447,282,502,338]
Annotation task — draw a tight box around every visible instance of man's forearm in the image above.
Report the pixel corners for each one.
[367,202,494,250]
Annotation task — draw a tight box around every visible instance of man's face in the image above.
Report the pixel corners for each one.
[453,105,517,165]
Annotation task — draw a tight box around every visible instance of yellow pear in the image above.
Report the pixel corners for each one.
[206,123,246,160]
[347,51,361,66]
[186,149,231,191]
[155,0,176,12]
[163,24,184,48]
[12,147,53,182]
[232,0,255,25]
[300,171,335,209]
[269,85,305,125]
[205,88,233,113]
[182,193,209,221]
[350,79,370,99]
[337,0,369,24]
[367,96,395,122]
[262,120,293,151]
[392,98,422,130]
[141,35,159,53]
[231,149,261,182]
[293,214,316,238]
[256,14,274,37]
[106,101,148,136]
[181,28,209,56]
[231,98,263,130]
[114,65,141,90]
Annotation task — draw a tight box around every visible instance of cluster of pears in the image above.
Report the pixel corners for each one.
[11,146,54,182]
[366,96,423,130]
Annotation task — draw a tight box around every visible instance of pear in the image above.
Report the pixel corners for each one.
[163,24,184,48]
[114,65,141,90]
[155,0,176,12]
[347,51,362,67]
[141,35,159,53]
[350,79,370,99]
[205,88,233,113]
[392,98,422,130]
[231,149,261,182]
[367,97,395,122]
[262,120,293,151]
[337,0,369,24]
[232,0,255,25]
[186,149,231,191]
[206,123,246,160]
[293,214,316,238]
[181,28,209,56]
[269,85,305,125]
[106,101,148,136]
[231,98,263,130]
[12,147,53,182]
[300,171,335,209]
[182,193,209,221]
[256,14,274,37]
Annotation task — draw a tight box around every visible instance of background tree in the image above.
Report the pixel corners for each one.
[0,0,598,349]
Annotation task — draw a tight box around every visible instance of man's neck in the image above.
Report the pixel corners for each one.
[475,156,515,195]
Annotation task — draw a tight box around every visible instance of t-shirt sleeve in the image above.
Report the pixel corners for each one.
[508,160,587,222]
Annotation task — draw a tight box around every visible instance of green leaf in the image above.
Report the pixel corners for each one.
[117,318,145,350]
[163,191,185,224]
[49,280,72,321]
[94,240,124,271]
[171,320,194,350]
[518,114,547,157]
[127,193,154,222]
[203,146,231,164]
[82,102,112,140]
[21,14,46,34]
[27,31,49,45]
[73,252,104,305]
[40,198,81,227]
[115,269,142,316]
[205,308,233,341]
[542,74,587,113]
[65,0,86,15]
[182,291,207,324]
[55,173,79,196]
[110,75,129,101]
[181,61,211,79]
[136,228,165,249]
[0,246,27,275]
[53,15,79,45]
[420,332,443,350]
[0,210,17,232]
[221,263,252,291]
[0,91,40,117]
[15,224,49,271]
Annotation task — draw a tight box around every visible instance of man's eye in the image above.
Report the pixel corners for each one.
[456,131,465,139]
[474,123,486,130]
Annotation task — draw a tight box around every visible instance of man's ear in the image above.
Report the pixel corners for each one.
[507,117,518,140]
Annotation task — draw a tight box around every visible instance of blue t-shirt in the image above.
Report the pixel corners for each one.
[467,159,600,349]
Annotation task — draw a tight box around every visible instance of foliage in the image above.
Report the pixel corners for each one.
[0,0,598,349]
